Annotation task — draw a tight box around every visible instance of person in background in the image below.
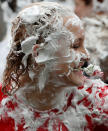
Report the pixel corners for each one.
[75,0,108,84]
[0,1,6,41]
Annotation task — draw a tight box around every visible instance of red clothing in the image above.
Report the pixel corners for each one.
[0,80,108,131]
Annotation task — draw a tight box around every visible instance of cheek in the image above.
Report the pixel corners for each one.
[80,46,87,53]
[73,53,82,66]
[68,49,80,67]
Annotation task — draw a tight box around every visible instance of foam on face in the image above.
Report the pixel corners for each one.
[65,15,83,29]
[18,3,86,91]
[21,36,37,66]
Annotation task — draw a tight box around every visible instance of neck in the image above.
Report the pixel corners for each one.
[18,72,75,111]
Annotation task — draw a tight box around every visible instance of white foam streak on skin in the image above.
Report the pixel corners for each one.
[21,36,37,54]
[35,31,75,64]
[28,70,35,81]
[38,65,49,92]
[36,39,77,91]
[21,36,37,66]
[35,36,60,64]
[65,15,83,29]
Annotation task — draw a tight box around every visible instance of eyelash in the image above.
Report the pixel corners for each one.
[72,38,83,49]
[73,44,80,49]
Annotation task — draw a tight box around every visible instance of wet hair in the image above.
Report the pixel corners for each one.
[2,15,42,95]
[2,3,65,95]
[2,17,27,95]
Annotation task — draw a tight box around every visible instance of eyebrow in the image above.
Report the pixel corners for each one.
[74,37,84,42]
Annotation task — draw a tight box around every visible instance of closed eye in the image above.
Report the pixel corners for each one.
[73,42,80,49]
[71,38,83,49]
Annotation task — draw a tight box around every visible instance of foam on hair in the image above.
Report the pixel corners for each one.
[3,2,86,93]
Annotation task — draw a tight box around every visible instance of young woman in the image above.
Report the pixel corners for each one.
[0,2,108,131]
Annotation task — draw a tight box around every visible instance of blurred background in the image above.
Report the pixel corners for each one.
[0,0,108,83]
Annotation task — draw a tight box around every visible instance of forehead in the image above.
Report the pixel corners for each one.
[63,15,84,38]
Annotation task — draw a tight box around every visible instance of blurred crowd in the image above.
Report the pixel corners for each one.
[0,0,108,83]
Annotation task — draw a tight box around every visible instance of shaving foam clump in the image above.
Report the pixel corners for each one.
[84,64,103,78]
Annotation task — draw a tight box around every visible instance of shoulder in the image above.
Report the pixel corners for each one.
[86,79,108,127]
[84,79,108,107]
[0,83,16,130]
[0,83,7,102]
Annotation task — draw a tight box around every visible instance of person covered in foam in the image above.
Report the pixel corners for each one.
[0,2,108,131]
[75,0,108,83]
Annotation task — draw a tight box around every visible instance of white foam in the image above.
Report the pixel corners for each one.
[65,14,83,28]
[19,6,40,23]
[21,36,37,66]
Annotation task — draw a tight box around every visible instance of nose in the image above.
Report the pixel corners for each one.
[81,48,90,61]
[80,49,90,68]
